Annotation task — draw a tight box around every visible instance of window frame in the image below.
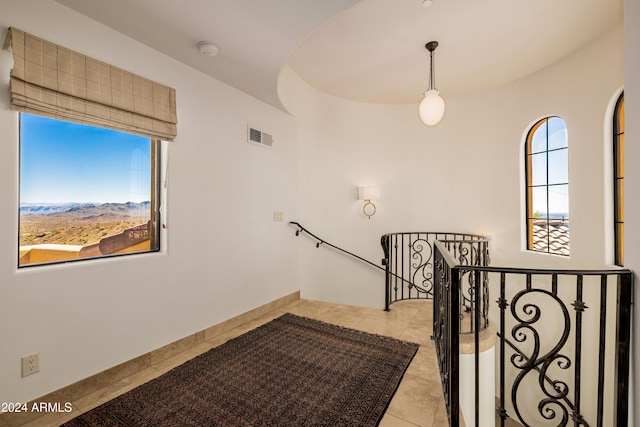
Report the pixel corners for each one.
[613,93,624,266]
[525,116,570,256]
[18,113,162,268]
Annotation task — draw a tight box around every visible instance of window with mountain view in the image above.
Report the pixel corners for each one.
[19,113,161,267]
[525,116,569,256]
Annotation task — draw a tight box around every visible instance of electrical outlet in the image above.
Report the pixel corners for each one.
[273,211,284,222]
[21,353,40,377]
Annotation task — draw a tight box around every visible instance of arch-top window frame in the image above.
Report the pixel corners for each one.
[525,116,570,256]
[613,92,624,266]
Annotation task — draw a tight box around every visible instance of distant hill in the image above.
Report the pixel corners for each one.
[19,202,152,246]
[20,202,150,218]
[19,202,90,215]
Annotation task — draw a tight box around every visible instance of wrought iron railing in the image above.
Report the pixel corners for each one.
[291,226,491,325]
[290,222,422,294]
[290,224,631,426]
[380,232,490,305]
[433,240,632,427]
[380,232,490,334]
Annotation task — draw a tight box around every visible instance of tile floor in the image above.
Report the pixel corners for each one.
[4,298,452,427]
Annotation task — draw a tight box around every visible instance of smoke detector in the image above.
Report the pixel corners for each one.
[198,41,218,57]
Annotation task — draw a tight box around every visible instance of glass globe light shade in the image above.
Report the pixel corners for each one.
[418,89,445,126]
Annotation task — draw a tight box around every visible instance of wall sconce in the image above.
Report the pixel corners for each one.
[358,186,380,219]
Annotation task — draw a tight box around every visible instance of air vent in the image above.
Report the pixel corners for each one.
[248,126,273,148]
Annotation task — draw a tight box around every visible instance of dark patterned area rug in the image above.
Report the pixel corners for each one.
[63,313,419,427]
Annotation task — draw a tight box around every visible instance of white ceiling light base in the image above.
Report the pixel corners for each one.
[198,41,218,57]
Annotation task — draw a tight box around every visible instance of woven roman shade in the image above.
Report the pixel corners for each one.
[3,27,177,141]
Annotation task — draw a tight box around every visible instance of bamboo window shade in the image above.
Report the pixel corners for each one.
[3,27,177,141]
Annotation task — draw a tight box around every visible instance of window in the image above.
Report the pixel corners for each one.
[19,114,161,267]
[525,117,569,256]
[613,93,624,266]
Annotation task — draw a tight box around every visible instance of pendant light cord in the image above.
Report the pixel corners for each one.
[425,41,439,91]
[429,50,435,90]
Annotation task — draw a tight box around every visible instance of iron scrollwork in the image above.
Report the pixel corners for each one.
[409,238,434,296]
[381,232,490,312]
[508,288,587,427]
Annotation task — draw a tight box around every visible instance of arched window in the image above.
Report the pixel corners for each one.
[525,117,569,256]
[613,93,624,266]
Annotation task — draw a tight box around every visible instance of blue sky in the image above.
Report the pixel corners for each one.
[20,114,152,205]
[530,117,569,216]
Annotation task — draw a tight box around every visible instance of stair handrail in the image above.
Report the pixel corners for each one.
[289,221,384,271]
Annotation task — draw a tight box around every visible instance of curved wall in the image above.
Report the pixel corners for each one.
[279,24,623,307]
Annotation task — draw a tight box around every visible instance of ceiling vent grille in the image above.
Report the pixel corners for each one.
[247,126,273,148]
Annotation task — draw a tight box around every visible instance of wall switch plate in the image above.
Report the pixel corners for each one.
[21,353,40,377]
[273,211,284,222]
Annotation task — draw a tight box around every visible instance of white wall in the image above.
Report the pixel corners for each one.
[280,24,623,308]
[0,0,300,403]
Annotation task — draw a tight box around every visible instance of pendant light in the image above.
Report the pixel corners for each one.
[418,41,445,126]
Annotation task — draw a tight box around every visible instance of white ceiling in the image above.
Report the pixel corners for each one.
[55,0,622,110]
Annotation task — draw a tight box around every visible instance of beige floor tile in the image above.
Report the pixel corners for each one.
[312,305,376,329]
[433,405,453,427]
[255,307,291,320]
[379,412,423,427]
[405,348,431,378]
[400,323,432,346]
[356,313,412,338]
[281,299,340,318]
[386,307,421,322]
[412,305,434,318]
[388,299,431,315]
[385,372,441,426]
